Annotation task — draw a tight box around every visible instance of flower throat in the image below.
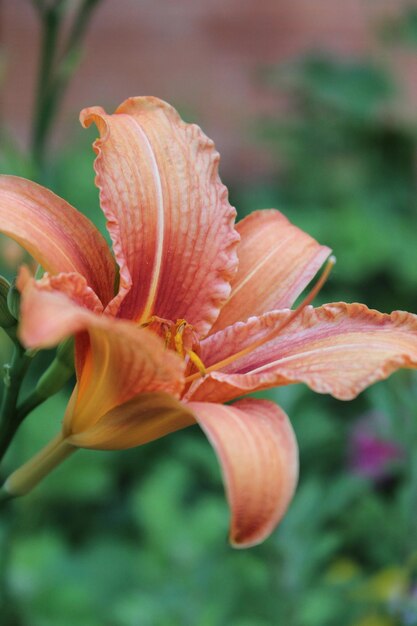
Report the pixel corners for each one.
[140,256,335,383]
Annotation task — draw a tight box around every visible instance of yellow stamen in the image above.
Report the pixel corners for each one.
[174,320,187,357]
[186,349,206,376]
[185,255,336,384]
[164,326,172,349]
[139,315,157,328]
[139,315,207,376]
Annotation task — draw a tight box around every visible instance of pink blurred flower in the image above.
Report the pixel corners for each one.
[350,413,404,480]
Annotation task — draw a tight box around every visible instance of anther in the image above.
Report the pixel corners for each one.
[174,320,187,357]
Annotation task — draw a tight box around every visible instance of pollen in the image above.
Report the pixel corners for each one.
[140,315,206,377]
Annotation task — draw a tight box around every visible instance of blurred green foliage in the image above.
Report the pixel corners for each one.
[380,6,417,47]
[236,54,417,312]
[1,13,417,626]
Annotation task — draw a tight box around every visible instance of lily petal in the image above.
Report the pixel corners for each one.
[188,399,298,548]
[18,268,103,351]
[0,175,115,305]
[17,267,104,315]
[187,303,417,402]
[17,268,104,373]
[68,392,195,450]
[80,97,239,331]
[69,316,185,436]
[18,279,185,436]
[211,210,331,332]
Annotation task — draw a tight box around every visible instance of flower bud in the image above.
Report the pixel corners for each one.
[36,337,74,399]
[6,280,20,321]
[56,337,75,371]
[0,276,17,329]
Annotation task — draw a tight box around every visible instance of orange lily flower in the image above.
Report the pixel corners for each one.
[1,96,417,548]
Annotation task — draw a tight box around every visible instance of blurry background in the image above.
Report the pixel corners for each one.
[1,1,417,625]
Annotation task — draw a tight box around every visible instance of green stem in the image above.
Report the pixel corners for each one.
[31,4,62,170]
[61,0,102,59]
[18,351,74,420]
[30,0,103,174]
[15,392,44,424]
[0,334,74,464]
[0,347,32,463]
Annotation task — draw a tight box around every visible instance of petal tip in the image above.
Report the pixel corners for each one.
[80,106,107,131]
[190,399,299,549]
[115,95,174,117]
